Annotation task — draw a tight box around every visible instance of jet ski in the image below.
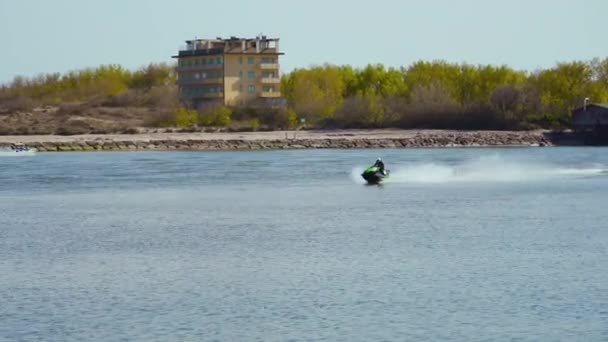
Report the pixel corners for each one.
[361,166,389,184]
[10,143,37,153]
[13,147,37,153]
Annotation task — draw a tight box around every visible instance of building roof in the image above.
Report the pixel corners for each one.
[174,35,283,58]
[224,48,284,55]
[185,36,279,44]
[572,103,608,112]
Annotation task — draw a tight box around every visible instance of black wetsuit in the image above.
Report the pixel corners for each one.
[374,161,386,175]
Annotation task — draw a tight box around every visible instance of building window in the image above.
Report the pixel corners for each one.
[216,57,222,64]
[239,71,243,79]
[239,56,243,64]
[248,56,255,65]
[248,85,255,93]
[205,86,223,94]
[239,84,243,92]
[248,71,255,80]
[263,86,275,92]
[209,58,215,65]
[202,58,207,65]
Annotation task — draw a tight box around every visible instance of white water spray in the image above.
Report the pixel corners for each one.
[0,150,36,157]
[354,155,606,184]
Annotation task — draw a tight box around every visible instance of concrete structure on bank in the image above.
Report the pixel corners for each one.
[173,35,285,108]
[572,102,608,132]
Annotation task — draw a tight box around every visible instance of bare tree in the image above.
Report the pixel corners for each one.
[334,96,372,128]
[490,85,520,118]
[404,82,461,128]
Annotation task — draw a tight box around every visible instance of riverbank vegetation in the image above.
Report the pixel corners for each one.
[1,58,607,134]
[282,58,608,130]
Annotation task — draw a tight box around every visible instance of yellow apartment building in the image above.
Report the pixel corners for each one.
[173,35,284,108]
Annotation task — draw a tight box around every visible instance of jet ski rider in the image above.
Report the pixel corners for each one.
[373,158,386,175]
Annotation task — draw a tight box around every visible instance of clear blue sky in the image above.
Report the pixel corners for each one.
[1,0,606,83]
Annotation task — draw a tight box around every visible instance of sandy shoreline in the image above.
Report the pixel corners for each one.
[0,129,556,151]
[0,129,502,143]
[0,129,551,143]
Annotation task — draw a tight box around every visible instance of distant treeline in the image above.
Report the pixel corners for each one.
[281,58,608,130]
[0,63,177,109]
[1,58,607,131]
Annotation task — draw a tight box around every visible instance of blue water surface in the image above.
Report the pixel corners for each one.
[1,147,607,341]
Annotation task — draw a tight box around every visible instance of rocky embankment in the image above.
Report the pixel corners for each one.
[0,130,554,151]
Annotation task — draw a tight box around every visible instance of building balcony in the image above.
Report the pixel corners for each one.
[177,64,223,71]
[184,92,223,99]
[182,92,224,99]
[259,63,279,69]
[200,92,224,98]
[177,78,223,85]
[260,77,281,84]
[175,48,224,57]
[260,91,281,98]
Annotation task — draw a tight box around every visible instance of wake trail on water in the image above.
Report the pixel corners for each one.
[351,155,607,184]
[0,151,36,157]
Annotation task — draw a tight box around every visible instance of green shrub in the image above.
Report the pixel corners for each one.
[199,105,232,126]
[175,107,198,127]
[286,108,298,129]
[250,118,260,131]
